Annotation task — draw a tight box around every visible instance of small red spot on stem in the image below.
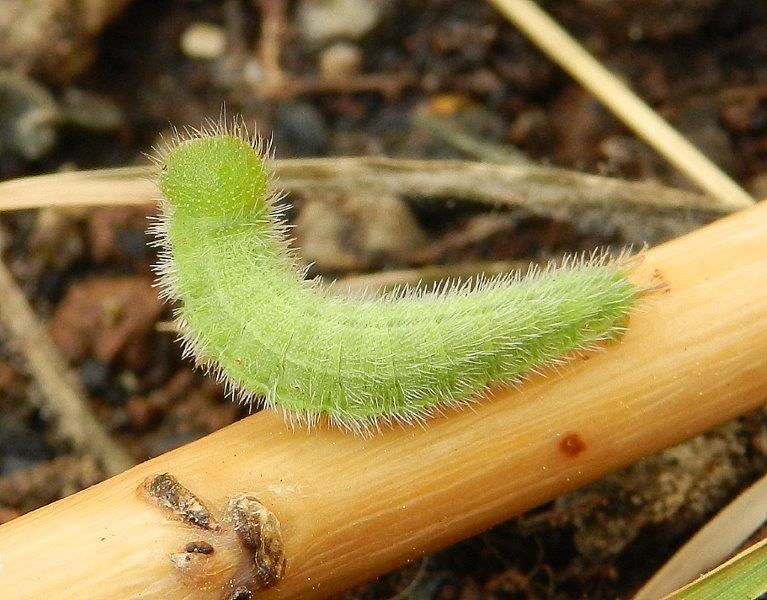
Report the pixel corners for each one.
[559,433,586,457]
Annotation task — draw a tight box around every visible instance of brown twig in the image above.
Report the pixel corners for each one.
[255,0,287,99]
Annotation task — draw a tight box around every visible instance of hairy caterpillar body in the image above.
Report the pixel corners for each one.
[152,123,642,432]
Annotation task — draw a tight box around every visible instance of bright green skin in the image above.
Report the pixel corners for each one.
[158,134,640,429]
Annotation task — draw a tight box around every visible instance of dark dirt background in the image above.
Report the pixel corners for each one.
[1,1,767,598]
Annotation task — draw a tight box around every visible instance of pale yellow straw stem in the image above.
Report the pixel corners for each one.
[487,0,755,210]
[0,200,766,599]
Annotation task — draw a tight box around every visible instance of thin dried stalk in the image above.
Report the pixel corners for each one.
[486,0,755,209]
[0,259,134,476]
[255,0,287,98]
[0,201,765,599]
[635,472,767,599]
[0,159,733,242]
[0,159,723,212]
[666,536,767,599]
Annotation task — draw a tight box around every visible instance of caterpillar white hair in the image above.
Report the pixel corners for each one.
[151,121,643,433]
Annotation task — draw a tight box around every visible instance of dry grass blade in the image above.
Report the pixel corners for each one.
[634,472,767,599]
[0,160,723,213]
[486,0,755,209]
[665,536,767,599]
[0,166,154,211]
[0,160,732,244]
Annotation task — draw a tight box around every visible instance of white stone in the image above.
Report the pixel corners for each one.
[298,0,382,43]
[180,22,227,60]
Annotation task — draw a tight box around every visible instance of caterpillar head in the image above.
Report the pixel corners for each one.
[158,133,269,218]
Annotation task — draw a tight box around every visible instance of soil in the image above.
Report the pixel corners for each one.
[1,1,767,598]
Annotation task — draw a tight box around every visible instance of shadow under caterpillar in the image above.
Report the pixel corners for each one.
[151,122,643,433]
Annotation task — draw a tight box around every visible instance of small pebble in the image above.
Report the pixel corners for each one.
[241,58,264,88]
[319,42,362,80]
[181,23,227,60]
[298,0,382,43]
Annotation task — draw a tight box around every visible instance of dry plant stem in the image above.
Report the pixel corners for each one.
[0,259,134,476]
[0,202,766,599]
[486,0,755,209]
[0,159,728,216]
[0,166,153,211]
[255,0,286,98]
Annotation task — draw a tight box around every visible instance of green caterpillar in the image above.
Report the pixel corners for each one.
[152,122,642,432]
